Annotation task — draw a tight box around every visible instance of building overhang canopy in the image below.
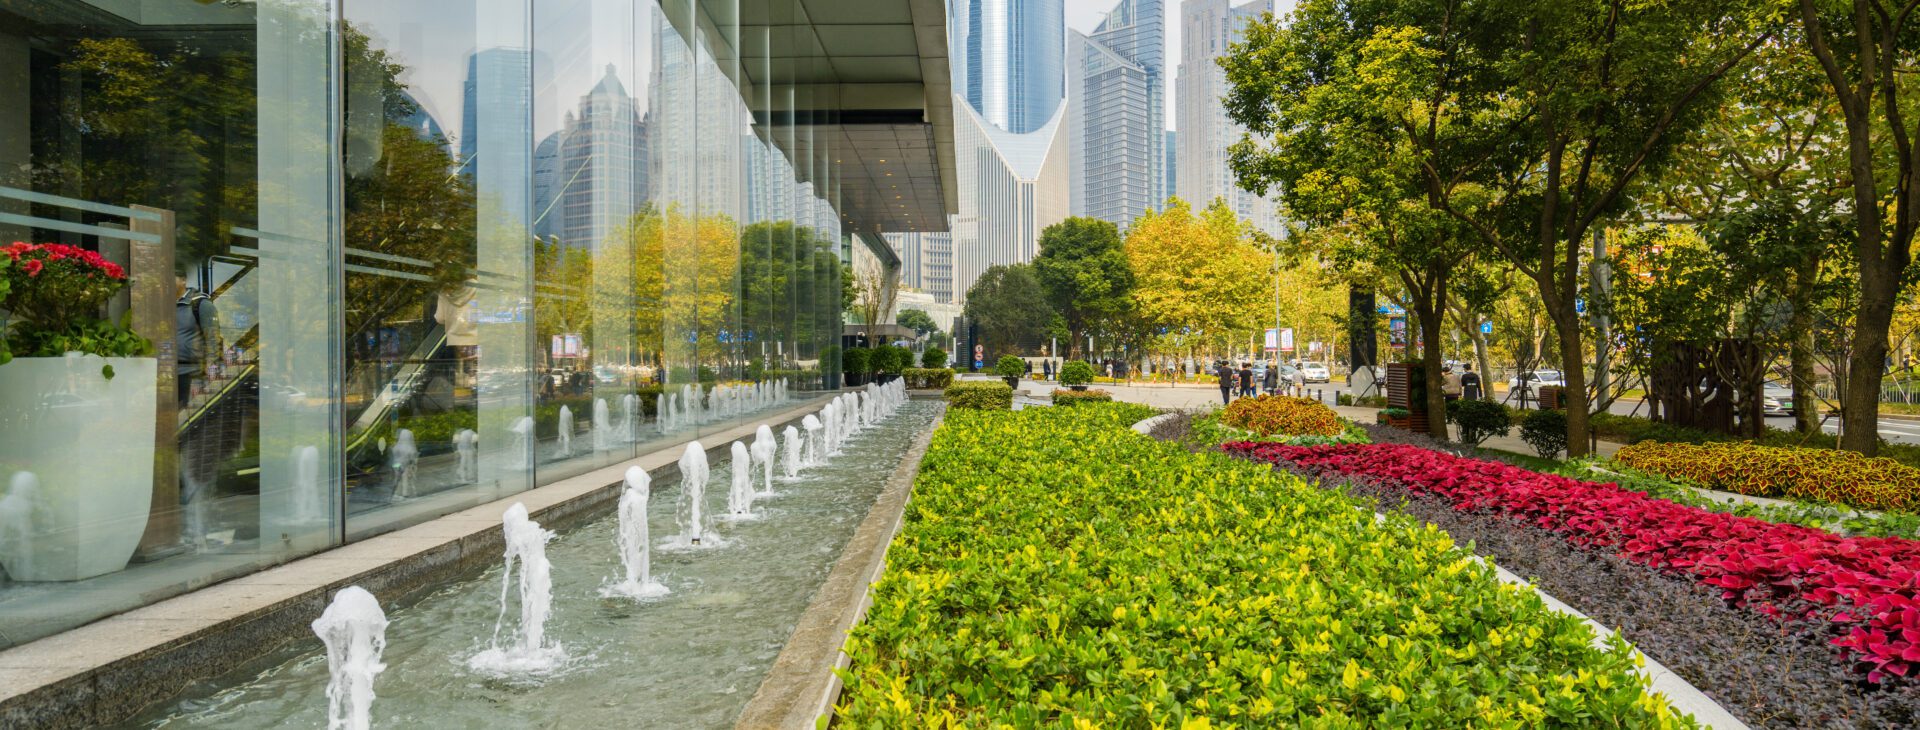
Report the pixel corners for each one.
[721,0,956,237]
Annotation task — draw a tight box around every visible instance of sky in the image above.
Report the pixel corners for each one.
[1064,0,1295,132]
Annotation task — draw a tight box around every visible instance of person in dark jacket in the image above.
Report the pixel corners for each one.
[1238,362,1255,398]
[1461,363,1483,400]
[1262,361,1279,395]
[1216,360,1234,405]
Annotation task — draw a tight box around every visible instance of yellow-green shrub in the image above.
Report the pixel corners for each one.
[1615,441,1920,512]
[1050,388,1112,407]
[943,380,1012,410]
[1220,394,1345,437]
[834,403,1691,727]
[903,367,954,389]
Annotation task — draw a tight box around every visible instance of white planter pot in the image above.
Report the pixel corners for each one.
[0,354,158,581]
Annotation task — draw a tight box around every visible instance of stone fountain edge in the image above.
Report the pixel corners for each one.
[0,393,848,730]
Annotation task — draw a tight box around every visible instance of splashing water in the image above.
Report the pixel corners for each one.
[454,429,479,483]
[751,425,777,496]
[467,503,566,676]
[726,441,756,520]
[312,586,388,730]
[601,467,670,600]
[390,429,419,498]
[593,399,615,453]
[556,406,575,457]
[666,442,722,549]
[781,425,802,479]
[801,415,824,466]
[621,394,640,443]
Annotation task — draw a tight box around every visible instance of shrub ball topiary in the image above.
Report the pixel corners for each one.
[994,354,1026,379]
[943,380,1012,410]
[920,346,948,368]
[1058,360,1097,387]
[843,347,871,375]
[1447,399,1512,447]
[1520,409,1568,458]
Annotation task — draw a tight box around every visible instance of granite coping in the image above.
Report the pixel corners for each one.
[733,411,942,729]
[0,395,841,730]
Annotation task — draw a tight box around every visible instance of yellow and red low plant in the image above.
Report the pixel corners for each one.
[1219,394,1344,437]
[1615,441,1920,512]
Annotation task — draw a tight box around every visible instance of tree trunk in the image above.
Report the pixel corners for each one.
[1788,259,1819,434]
[1546,302,1591,457]
[1415,300,1450,440]
[1842,265,1899,455]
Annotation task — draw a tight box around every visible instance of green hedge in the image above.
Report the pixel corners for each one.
[904,367,955,390]
[834,404,1687,726]
[943,381,1012,410]
[1049,388,1112,407]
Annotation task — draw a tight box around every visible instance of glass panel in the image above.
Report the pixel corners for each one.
[532,0,642,483]
[0,0,338,648]
[338,0,533,540]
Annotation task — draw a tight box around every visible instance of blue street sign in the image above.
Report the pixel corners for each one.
[1575,299,1586,314]
[974,359,984,369]
[1480,321,1493,334]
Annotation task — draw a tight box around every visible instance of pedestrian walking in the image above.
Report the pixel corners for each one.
[1443,365,1463,403]
[1262,361,1279,395]
[1291,366,1306,398]
[1216,360,1235,405]
[1238,362,1255,398]
[1461,363,1483,401]
[1043,359,1052,381]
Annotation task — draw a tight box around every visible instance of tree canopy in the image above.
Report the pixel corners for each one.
[1033,217,1133,358]
[963,263,1052,354]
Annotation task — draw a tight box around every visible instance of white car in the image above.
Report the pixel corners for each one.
[1300,362,1331,382]
[1508,369,1566,392]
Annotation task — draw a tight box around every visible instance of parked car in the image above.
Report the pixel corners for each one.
[1762,381,1796,416]
[1300,362,1331,382]
[1508,369,1566,393]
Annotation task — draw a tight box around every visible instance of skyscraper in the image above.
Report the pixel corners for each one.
[947,0,1072,303]
[956,0,1066,135]
[460,48,532,179]
[1071,0,1164,231]
[532,65,649,249]
[884,231,957,303]
[1177,0,1283,235]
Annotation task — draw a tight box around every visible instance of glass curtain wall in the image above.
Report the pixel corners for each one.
[0,0,848,650]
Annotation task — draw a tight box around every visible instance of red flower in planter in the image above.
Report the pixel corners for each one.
[1224,440,1920,682]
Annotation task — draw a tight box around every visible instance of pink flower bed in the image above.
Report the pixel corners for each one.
[1225,441,1920,683]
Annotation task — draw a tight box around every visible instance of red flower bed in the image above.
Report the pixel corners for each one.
[1225,441,1920,683]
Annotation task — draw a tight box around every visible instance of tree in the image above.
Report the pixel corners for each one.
[897,308,939,337]
[1223,15,1483,437]
[963,264,1052,354]
[850,260,898,346]
[1649,39,1849,434]
[1032,217,1133,358]
[1125,198,1270,357]
[1792,1,1920,454]
[1225,0,1776,456]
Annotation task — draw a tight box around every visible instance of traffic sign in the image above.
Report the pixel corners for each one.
[1480,321,1493,334]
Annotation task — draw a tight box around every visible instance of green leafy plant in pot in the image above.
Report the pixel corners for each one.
[1,242,159,581]
[994,354,1025,390]
[1058,360,1096,391]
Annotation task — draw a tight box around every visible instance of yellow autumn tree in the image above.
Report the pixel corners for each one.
[1125,197,1271,355]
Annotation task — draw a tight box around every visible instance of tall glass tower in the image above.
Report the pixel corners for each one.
[956,0,1065,135]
